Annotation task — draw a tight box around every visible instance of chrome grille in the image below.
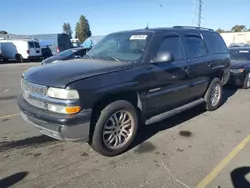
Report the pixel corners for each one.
[21,79,47,96]
[21,78,48,109]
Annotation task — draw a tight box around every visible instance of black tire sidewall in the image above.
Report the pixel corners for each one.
[16,54,23,63]
[204,78,223,111]
[91,100,139,157]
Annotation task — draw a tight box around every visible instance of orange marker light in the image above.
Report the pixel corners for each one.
[65,106,81,114]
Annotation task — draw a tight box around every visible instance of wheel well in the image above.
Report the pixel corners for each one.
[89,91,141,142]
[215,70,224,82]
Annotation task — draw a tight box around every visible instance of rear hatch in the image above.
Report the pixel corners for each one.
[28,41,42,57]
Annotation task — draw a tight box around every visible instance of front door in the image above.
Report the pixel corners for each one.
[145,33,191,115]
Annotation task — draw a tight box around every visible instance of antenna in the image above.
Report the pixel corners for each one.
[198,0,203,27]
[145,22,149,29]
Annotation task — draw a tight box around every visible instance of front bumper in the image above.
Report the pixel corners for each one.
[227,72,245,86]
[17,95,92,142]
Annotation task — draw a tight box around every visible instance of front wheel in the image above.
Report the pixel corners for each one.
[243,72,250,89]
[90,100,139,157]
[204,78,223,111]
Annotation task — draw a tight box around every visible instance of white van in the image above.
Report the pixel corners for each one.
[0,39,42,62]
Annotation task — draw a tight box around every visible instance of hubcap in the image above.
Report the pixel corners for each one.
[246,73,250,88]
[103,110,134,149]
[210,83,221,107]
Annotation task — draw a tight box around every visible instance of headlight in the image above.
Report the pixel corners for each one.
[47,87,79,99]
[230,69,244,73]
[52,60,59,63]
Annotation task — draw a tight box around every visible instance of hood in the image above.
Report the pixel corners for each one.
[24,59,131,88]
[42,55,64,64]
[230,60,250,69]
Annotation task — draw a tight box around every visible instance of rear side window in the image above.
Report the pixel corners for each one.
[34,42,40,48]
[156,36,185,60]
[185,35,208,58]
[28,42,34,48]
[203,32,228,54]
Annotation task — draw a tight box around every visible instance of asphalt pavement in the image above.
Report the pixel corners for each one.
[0,62,250,188]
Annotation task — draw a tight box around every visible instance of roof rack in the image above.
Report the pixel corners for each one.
[173,26,214,31]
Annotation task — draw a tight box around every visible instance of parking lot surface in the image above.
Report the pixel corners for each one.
[0,63,250,188]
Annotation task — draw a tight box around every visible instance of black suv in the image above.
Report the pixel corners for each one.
[18,26,230,156]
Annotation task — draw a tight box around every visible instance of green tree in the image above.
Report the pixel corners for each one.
[62,23,72,39]
[75,15,91,43]
[215,28,226,33]
[231,25,247,32]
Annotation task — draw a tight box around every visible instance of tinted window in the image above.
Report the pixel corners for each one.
[28,42,35,48]
[185,35,208,58]
[203,32,228,54]
[58,34,71,51]
[229,49,250,61]
[156,36,184,60]
[34,42,40,48]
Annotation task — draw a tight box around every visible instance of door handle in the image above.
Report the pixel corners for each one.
[206,62,212,67]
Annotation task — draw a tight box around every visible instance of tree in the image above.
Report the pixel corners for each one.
[0,30,7,34]
[215,28,226,33]
[75,15,92,43]
[231,25,247,32]
[62,23,72,39]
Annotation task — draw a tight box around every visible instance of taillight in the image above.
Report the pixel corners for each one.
[27,50,29,54]
[56,47,60,53]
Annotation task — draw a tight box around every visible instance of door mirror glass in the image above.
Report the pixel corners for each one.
[153,52,174,63]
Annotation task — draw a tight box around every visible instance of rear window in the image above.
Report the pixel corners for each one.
[34,42,40,48]
[229,49,250,61]
[203,32,228,54]
[28,42,34,48]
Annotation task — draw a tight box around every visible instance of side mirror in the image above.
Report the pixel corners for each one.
[152,52,174,63]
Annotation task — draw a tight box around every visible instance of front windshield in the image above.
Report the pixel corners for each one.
[229,49,250,61]
[86,32,151,62]
[58,49,75,57]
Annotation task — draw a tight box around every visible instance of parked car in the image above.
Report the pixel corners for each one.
[71,39,81,48]
[0,39,42,62]
[81,35,105,51]
[40,45,53,59]
[41,47,88,64]
[227,46,250,88]
[18,26,230,156]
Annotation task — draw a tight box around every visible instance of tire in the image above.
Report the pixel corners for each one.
[3,58,8,62]
[243,72,250,89]
[90,100,139,157]
[204,78,223,111]
[15,54,24,63]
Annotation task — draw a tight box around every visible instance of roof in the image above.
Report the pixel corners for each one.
[111,26,214,34]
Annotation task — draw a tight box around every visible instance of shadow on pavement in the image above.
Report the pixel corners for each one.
[231,166,250,188]
[221,86,238,105]
[0,135,57,152]
[131,87,238,151]
[0,172,28,188]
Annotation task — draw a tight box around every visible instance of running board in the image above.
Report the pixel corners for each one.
[145,98,205,125]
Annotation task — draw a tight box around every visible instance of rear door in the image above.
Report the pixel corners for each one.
[28,41,36,56]
[34,41,42,56]
[145,32,191,114]
[181,32,211,99]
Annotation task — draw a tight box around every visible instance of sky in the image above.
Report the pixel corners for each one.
[1,0,250,36]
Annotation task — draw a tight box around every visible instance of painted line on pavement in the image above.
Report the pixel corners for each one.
[0,113,20,119]
[195,135,250,188]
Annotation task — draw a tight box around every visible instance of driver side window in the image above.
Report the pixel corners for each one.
[156,36,185,61]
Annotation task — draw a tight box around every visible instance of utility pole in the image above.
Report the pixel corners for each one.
[198,0,202,27]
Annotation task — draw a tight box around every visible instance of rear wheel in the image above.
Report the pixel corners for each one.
[243,72,250,89]
[204,78,223,111]
[90,100,139,157]
[15,54,24,63]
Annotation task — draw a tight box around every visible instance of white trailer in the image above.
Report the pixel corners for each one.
[219,32,250,47]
